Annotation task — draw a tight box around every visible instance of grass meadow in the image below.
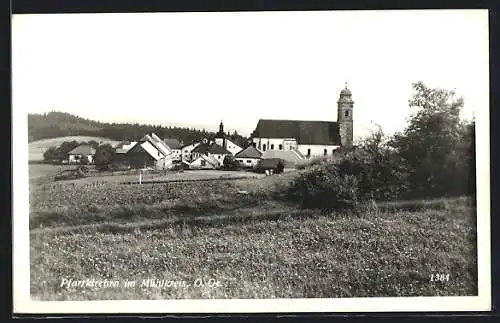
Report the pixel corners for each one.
[28,167,478,300]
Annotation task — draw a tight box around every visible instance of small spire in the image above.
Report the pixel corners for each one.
[345,81,348,89]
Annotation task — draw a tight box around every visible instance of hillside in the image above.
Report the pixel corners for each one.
[29,136,121,161]
[28,111,249,148]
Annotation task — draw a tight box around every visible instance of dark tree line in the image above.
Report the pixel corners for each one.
[28,111,248,146]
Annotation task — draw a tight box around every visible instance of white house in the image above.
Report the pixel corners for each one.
[251,84,354,158]
[68,144,96,164]
[191,141,231,168]
[181,142,201,162]
[189,154,218,170]
[234,144,263,168]
[163,138,183,161]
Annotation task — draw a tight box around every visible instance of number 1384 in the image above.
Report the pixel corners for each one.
[430,273,450,282]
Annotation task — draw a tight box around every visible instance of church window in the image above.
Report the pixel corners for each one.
[263,144,266,151]
[279,144,283,150]
[201,160,206,167]
[307,149,311,157]
[246,160,252,164]
[332,149,335,156]
[324,149,327,156]
[271,144,274,150]
[345,110,349,117]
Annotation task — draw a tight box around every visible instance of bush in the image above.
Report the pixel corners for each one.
[221,155,240,171]
[335,148,409,201]
[287,163,360,211]
[295,156,328,170]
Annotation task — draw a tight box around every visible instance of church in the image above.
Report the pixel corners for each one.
[251,83,354,158]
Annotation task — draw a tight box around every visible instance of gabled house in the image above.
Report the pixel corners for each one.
[163,138,183,161]
[68,144,96,164]
[234,144,263,168]
[181,142,201,163]
[124,133,173,170]
[189,154,219,170]
[191,141,231,168]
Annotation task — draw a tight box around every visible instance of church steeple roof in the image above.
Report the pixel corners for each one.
[340,82,352,96]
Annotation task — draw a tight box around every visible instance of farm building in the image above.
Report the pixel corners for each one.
[251,84,353,157]
[111,141,137,168]
[191,141,232,168]
[68,144,96,164]
[123,133,174,170]
[234,144,263,168]
[189,154,219,170]
[163,138,183,161]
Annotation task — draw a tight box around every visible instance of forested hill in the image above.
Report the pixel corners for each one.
[28,112,248,147]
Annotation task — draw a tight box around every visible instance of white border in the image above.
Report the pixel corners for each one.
[12,11,491,314]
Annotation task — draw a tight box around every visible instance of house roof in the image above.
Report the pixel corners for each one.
[191,154,218,167]
[253,119,340,145]
[68,144,96,155]
[235,145,263,159]
[162,138,183,149]
[115,141,137,154]
[181,141,201,150]
[261,150,304,167]
[192,142,231,155]
[139,141,163,161]
[140,133,171,157]
[208,143,231,155]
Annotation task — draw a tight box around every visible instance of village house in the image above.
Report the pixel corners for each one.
[124,133,174,170]
[234,144,263,168]
[68,144,96,164]
[180,142,201,163]
[191,140,232,168]
[162,138,183,161]
[251,84,354,159]
[189,154,219,170]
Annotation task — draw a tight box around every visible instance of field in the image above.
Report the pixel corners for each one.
[28,163,266,185]
[29,136,120,161]
[29,170,478,300]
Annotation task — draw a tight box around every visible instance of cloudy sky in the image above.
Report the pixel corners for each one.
[12,10,488,139]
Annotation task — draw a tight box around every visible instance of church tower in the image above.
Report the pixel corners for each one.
[337,83,354,148]
[218,121,224,136]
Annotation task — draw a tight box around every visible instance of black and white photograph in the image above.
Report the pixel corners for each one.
[12,9,490,313]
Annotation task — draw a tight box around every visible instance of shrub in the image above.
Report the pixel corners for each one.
[335,148,410,201]
[295,156,327,170]
[287,163,360,211]
[221,155,240,171]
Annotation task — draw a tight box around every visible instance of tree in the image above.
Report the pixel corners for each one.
[87,140,99,150]
[94,144,115,171]
[43,146,59,161]
[389,81,471,198]
[222,155,240,170]
[58,141,80,158]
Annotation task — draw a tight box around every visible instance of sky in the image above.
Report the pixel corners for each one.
[12,10,489,139]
